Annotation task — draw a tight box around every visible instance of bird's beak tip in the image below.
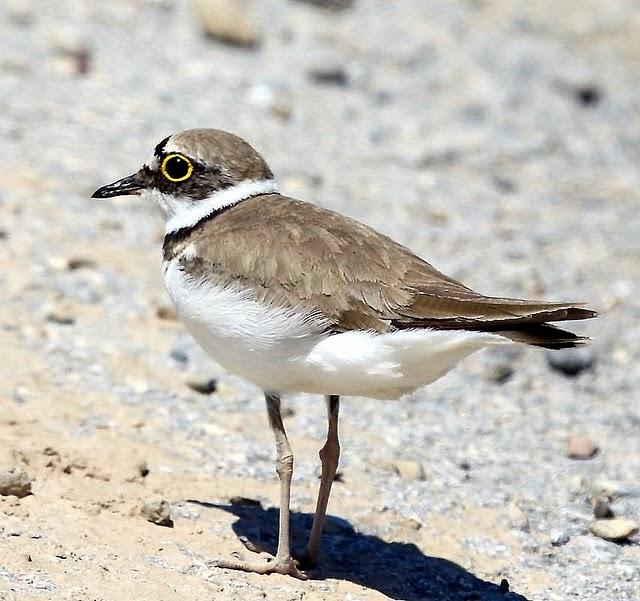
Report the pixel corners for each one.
[91,173,144,200]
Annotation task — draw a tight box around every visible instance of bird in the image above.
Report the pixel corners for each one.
[92,128,596,579]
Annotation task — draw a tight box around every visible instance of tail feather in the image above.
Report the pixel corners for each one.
[495,323,589,349]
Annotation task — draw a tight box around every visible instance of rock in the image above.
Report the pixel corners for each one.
[546,347,595,377]
[169,347,189,365]
[185,374,217,395]
[67,257,96,271]
[292,0,355,10]
[48,26,92,75]
[590,519,638,542]
[592,497,614,519]
[0,467,32,498]
[246,83,293,121]
[192,0,261,48]
[141,499,173,527]
[229,496,262,507]
[12,387,31,403]
[592,479,640,498]
[155,305,177,320]
[44,302,76,325]
[308,64,349,87]
[566,432,598,459]
[393,460,426,481]
[550,531,570,547]
[7,0,34,26]
[483,360,514,384]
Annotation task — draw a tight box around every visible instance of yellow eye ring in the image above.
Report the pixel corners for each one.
[161,153,193,182]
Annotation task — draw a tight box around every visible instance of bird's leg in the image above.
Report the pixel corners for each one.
[212,393,307,579]
[301,394,340,568]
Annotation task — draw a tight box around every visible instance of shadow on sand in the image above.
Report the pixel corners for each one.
[187,499,529,601]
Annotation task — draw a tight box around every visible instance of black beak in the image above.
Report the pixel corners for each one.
[91,173,144,199]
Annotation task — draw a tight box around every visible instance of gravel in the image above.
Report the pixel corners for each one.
[0,468,32,498]
[1,1,639,600]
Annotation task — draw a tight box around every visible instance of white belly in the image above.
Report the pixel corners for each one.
[163,260,507,399]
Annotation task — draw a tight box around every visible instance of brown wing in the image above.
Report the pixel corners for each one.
[188,194,596,346]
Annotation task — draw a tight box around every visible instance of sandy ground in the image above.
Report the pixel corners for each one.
[1,1,639,600]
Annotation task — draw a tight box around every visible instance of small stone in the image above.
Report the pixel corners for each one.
[12,387,31,403]
[567,433,598,459]
[155,305,177,320]
[229,496,262,507]
[308,65,349,87]
[592,497,614,519]
[546,347,595,377]
[550,531,570,547]
[137,461,150,478]
[48,26,92,76]
[0,467,32,498]
[67,257,96,270]
[592,479,640,498]
[483,361,514,384]
[393,460,426,481]
[7,0,34,26]
[239,535,267,553]
[590,519,638,542]
[281,405,295,418]
[141,499,173,527]
[185,374,217,395]
[192,0,261,48]
[292,0,355,10]
[170,348,189,365]
[246,83,293,121]
[44,303,76,325]
[574,85,602,107]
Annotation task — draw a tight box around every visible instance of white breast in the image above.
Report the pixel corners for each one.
[163,259,508,399]
[163,259,330,388]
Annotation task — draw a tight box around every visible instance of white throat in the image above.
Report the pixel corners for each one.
[152,178,279,233]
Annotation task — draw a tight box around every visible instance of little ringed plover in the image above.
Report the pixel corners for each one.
[93,128,596,579]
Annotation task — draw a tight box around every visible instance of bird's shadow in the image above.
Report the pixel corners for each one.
[187,499,530,601]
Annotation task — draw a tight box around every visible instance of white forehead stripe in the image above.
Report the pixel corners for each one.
[165,178,279,233]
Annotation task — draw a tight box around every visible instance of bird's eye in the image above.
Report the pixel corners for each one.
[161,154,193,182]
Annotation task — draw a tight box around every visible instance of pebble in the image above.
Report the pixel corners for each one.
[483,360,514,384]
[566,432,598,459]
[292,0,355,10]
[229,496,262,507]
[44,302,76,326]
[192,0,261,48]
[592,497,614,519]
[590,519,638,542]
[141,499,173,527]
[185,374,218,395]
[155,305,177,321]
[246,83,293,121]
[48,26,92,75]
[137,461,150,478]
[546,347,595,376]
[0,467,33,498]
[169,347,189,365]
[592,479,640,498]
[393,460,426,481]
[550,531,570,547]
[308,64,349,87]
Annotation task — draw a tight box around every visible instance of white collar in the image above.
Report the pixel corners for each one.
[164,178,279,233]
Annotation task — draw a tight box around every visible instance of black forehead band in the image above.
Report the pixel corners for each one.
[154,135,171,158]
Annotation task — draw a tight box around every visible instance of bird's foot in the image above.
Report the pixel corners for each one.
[210,553,308,580]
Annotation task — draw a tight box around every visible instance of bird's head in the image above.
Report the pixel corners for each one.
[92,128,278,232]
